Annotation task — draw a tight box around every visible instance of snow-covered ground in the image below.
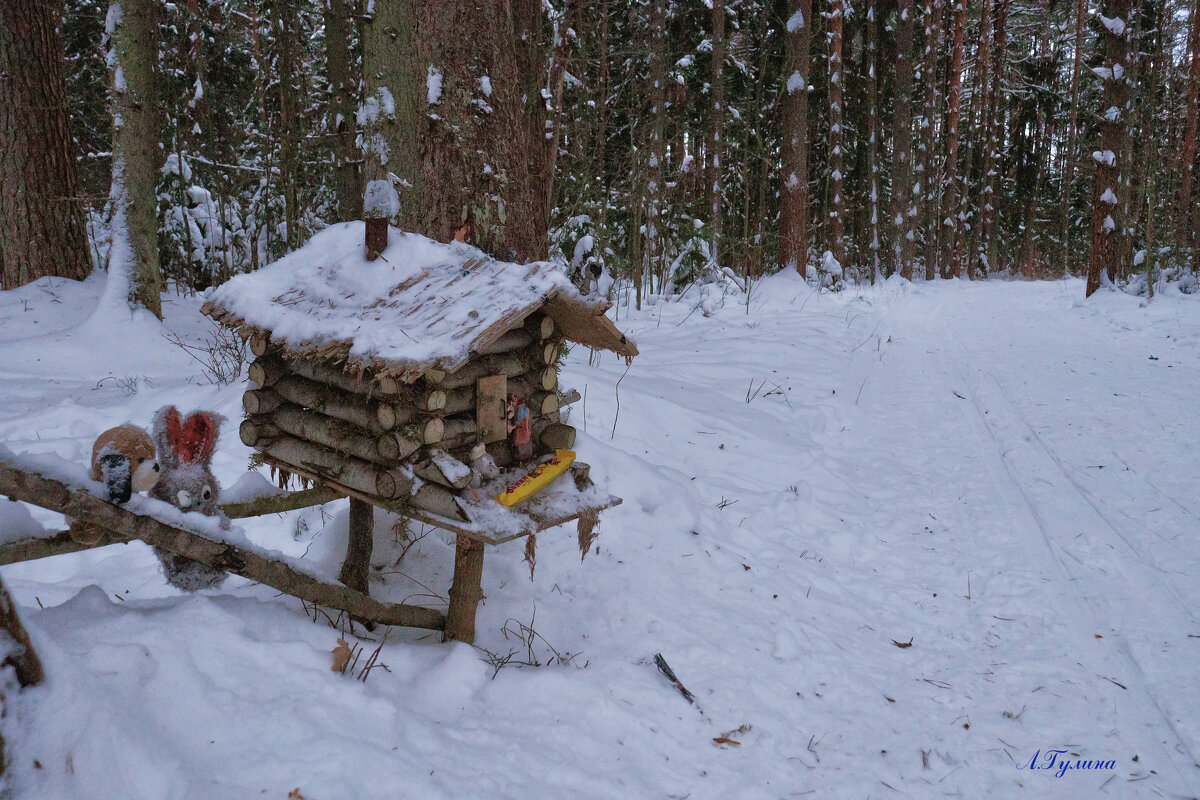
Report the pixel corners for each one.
[1,272,1198,799]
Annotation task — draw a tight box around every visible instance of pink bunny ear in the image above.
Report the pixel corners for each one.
[175,412,217,464]
[164,407,185,454]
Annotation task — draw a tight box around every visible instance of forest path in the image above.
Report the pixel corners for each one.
[891,281,1200,792]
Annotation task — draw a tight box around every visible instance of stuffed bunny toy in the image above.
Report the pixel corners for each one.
[149,405,229,591]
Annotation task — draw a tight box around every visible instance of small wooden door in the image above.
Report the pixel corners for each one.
[476,374,508,443]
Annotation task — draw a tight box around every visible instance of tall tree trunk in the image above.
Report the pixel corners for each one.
[107,0,163,317]
[918,0,942,280]
[1060,0,1087,277]
[250,3,272,267]
[827,0,846,273]
[325,0,360,223]
[363,0,422,232]
[780,0,812,278]
[942,0,967,277]
[711,0,726,266]
[542,1,577,220]
[866,0,882,281]
[0,0,92,289]
[1086,0,1132,297]
[978,0,1008,277]
[961,0,992,279]
[644,0,667,301]
[1139,0,1164,297]
[597,0,610,231]
[1177,0,1200,256]
[1017,0,1051,280]
[277,1,300,250]
[893,0,916,280]
[395,2,547,262]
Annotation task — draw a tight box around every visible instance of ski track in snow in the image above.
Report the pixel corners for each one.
[1,272,1198,799]
[931,288,1200,790]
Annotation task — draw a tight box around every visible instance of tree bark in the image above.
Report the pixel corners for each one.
[893,0,916,280]
[711,0,726,266]
[542,0,577,218]
[780,0,812,278]
[641,0,667,300]
[827,0,847,274]
[1060,0,1087,277]
[975,0,1008,277]
[1087,0,1132,297]
[0,0,91,289]
[363,0,422,230]
[961,0,993,280]
[988,0,1010,275]
[941,0,967,277]
[866,0,882,281]
[325,0,360,223]
[277,0,301,250]
[918,0,943,280]
[107,0,163,317]
[407,1,549,262]
[1177,0,1200,254]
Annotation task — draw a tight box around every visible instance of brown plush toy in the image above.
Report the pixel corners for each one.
[69,424,161,545]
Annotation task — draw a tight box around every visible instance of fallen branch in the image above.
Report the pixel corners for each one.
[654,652,701,713]
[0,485,347,566]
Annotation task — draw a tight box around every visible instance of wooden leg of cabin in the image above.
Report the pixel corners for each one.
[0,575,43,687]
[338,498,373,595]
[444,535,485,644]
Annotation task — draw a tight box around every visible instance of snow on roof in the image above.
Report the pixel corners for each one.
[201,222,637,382]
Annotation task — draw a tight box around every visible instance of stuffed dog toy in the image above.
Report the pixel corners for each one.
[69,424,160,545]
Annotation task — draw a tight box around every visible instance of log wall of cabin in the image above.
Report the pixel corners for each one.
[238,313,579,513]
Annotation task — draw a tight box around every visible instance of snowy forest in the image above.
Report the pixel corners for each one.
[2,1,1200,798]
[4,0,1200,300]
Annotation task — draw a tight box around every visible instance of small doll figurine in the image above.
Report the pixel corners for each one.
[506,394,532,460]
[467,441,500,487]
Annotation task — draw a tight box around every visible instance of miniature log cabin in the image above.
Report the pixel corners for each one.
[200,221,637,642]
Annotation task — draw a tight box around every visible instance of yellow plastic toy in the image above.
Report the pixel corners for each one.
[496,450,576,507]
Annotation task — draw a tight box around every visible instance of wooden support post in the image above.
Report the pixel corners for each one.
[0,575,43,687]
[338,498,373,595]
[444,534,485,643]
[365,217,388,261]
